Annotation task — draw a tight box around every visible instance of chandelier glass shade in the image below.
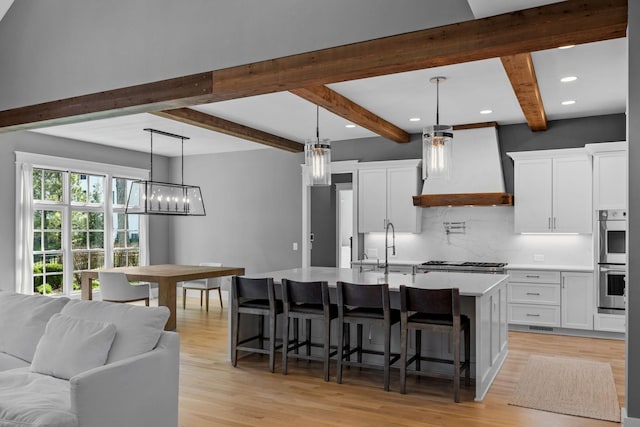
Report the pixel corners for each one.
[422,76,453,180]
[125,128,206,216]
[305,106,331,186]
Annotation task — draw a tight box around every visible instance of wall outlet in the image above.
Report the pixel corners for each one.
[292,242,298,251]
[533,254,545,262]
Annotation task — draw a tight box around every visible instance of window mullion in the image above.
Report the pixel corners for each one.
[62,172,72,297]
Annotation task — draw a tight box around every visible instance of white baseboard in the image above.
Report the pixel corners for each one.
[622,408,640,426]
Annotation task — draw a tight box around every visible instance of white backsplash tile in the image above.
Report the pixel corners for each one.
[364,206,593,266]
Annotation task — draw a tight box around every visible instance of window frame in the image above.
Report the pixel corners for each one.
[15,151,149,296]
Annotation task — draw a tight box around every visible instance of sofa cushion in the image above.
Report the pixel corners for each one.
[31,314,117,380]
[61,299,170,363]
[0,291,69,363]
[0,352,30,372]
[0,367,77,427]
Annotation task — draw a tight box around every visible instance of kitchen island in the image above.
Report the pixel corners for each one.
[240,267,508,401]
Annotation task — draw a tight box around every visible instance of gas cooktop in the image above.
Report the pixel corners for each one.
[419,261,507,273]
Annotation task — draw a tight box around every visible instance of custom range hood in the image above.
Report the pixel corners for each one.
[413,126,513,207]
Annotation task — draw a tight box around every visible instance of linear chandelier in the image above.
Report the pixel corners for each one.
[125,128,206,216]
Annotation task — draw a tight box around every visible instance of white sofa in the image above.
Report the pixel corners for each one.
[0,290,179,427]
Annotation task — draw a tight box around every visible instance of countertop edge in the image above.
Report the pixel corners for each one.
[506,264,594,272]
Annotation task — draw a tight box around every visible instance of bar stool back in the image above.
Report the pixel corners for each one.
[230,276,282,373]
[281,279,337,381]
[336,281,400,391]
[399,285,470,402]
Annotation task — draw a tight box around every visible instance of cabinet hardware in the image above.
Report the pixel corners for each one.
[526,313,541,317]
[553,217,557,230]
[526,292,541,296]
[548,217,551,230]
[525,275,540,278]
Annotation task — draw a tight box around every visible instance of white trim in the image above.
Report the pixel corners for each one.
[15,151,149,180]
[622,408,640,426]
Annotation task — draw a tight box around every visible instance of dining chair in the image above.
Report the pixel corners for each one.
[281,278,337,381]
[399,285,470,402]
[182,262,224,311]
[230,276,282,373]
[98,271,150,306]
[336,281,400,391]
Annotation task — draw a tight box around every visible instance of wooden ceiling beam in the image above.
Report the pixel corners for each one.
[290,86,410,144]
[501,53,547,131]
[0,0,627,132]
[153,108,303,153]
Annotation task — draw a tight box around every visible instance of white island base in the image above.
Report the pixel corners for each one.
[237,267,508,401]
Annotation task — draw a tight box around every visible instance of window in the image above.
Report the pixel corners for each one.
[15,152,149,296]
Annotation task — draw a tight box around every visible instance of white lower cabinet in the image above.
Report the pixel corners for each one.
[560,272,594,330]
[508,269,594,331]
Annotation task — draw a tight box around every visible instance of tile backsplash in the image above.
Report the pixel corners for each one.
[363,206,593,266]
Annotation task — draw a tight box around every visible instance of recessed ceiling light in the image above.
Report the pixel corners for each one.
[558,45,575,50]
[561,100,576,105]
[480,109,493,115]
[409,117,421,122]
[345,124,356,128]
[560,76,578,82]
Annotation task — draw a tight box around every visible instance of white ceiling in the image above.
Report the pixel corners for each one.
[31,1,628,157]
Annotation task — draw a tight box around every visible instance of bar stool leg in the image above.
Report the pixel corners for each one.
[453,328,461,403]
[282,316,290,375]
[323,315,331,382]
[182,288,187,309]
[268,310,277,373]
[415,330,422,371]
[218,287,223,308]
[306,318,312,361]
[357,324,363,366]
[384,320,391,392]
[337,320,344,384]
[400,323,408,394]
[231,309,240,367]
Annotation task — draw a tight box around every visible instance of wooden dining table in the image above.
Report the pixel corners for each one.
[81,264,245,330]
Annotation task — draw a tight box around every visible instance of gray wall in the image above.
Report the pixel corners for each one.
[0,0,473,111]
[0,130,171,290]
[169,148,303,275]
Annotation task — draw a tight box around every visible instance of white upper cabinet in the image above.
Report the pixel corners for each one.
[587,142,627,210]
[509,149,592,234]
[358,160,422,233]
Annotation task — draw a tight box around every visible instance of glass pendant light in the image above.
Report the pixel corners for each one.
[125,128,206,216]
[423,76,453,180]
[305,106,331,186]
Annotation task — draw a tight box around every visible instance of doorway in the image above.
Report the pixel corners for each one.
[336,183,353,268]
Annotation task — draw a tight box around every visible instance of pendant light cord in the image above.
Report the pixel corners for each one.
[316,105,320,143]
[436,78,440,127]
[149,131,154,181]
[181,137,185,185]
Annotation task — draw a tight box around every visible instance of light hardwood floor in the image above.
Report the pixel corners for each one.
[174,295,625,426]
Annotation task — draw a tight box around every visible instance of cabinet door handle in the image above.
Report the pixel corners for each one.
[526,275,540,278]
[553,217,557,230]
[526,292,541,296]
[548,217,551,230]
[526,313,541,317]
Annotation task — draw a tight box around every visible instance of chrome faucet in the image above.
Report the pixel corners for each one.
[383,221,396,275]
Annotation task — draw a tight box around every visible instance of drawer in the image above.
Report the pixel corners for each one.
[508,270,561,284]
[508,283,560,305]
[594,313,625,333]
[508,304,560,327]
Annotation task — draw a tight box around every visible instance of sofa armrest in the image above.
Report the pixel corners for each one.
[69,331,179,427]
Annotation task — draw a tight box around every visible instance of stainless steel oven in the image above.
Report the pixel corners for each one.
[598,209,627,264]
[598,264,626,314]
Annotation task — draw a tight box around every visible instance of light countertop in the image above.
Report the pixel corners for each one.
[506,264,594,272]
[255,267,508,297]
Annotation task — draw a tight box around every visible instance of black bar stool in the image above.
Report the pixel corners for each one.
[336,281,400,391]
[230,276,282,373]
[281,279,338,381]
[399,285,471,402]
